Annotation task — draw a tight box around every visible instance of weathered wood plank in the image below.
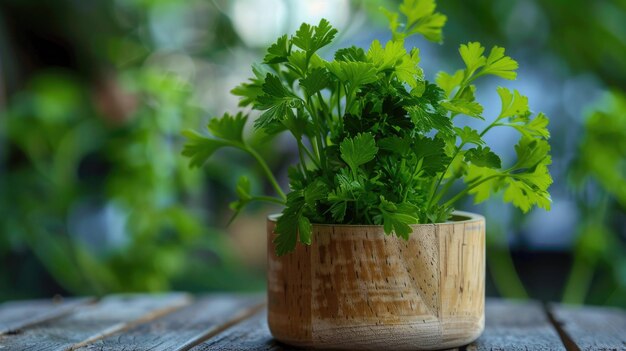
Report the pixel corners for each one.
[549,303,626,351]
[0,293,190,351]
[190,308,290,351]
[466,299,565,351]
[0,297,93,335]
[78,294,264,351]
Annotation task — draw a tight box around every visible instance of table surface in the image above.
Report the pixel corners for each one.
[0,294,624,350]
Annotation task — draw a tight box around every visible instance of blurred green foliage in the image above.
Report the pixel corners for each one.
[0,0,264,299]
[565,91,626,306]
[0,67,260,297]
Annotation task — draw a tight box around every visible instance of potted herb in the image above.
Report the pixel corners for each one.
[184,0,552,349]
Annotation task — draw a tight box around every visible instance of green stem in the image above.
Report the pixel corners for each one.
[299,139,321,168]
[432,177,456,205]
[296,139,309,177]
[250,195,286,206]
[245,146,286,201]
[428,142,466,208]
[443,174,504,209]
[304,99,327,167]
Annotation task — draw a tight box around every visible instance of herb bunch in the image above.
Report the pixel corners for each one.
[184,0,552,255]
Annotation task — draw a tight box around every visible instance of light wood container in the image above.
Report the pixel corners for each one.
[267,211,485,350]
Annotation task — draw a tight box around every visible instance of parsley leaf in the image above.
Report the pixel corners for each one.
[412,135,450,175]
[181,131,230,168]
[398,0,447,43]
[455,126,485,146]
[207,112,247,143]
[376,196,419,239]
[254,74,302,129]
[340,132,378,173]
[292,19,338,59]
[436,69,464,97]
[460,42,486,78]
[483,46,518,80]
[465,146,502,168]
[299,68,331,97]
[264,35,291,64]
[497,87,529,119]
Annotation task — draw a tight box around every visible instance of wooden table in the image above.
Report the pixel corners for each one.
[0,294,624,350]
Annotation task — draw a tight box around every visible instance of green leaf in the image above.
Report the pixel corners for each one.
[207,112,247,143]
[396,48,422,88]
[292,19,338,57]
[464,137,552,211]
[254,74,302,129]
[298,216,313,245]
[304,179,328,206]
[329,201,347,222]
[335,46,367,62]
[286,51,308,76]
[459,42,486,77]
[465,146,502,168]
[406,104,453,135]
[465,165,504,203]
[367,40,406,71]
[497,87,529,119]
[399,0,447,43]
[482,46,518,80]
[436,69,464,97]
[513,136,551,170]
[411,135,450,175]
[274,191,306,256]
[264,34,291,64]
[455,126,485,146]
[509,112,550,139]
[503,162,552,212]
[231,64,270,107]
[340,132,378,172]
[367,40,422,88]
[181,131,230,168]
[377,196,419,239]
[440,99,484,119]
[299,68,330,97]
[326,61,378,91]
[378,136,411,154]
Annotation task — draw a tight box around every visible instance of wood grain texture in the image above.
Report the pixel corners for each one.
[267,211,485,350]
[191,308,288,351]
[78,294,264,351]
[195,308,459,351]
[0,297,92,335]
[466,299,565,351]
[549,303,626,351]
[0,293,190,350]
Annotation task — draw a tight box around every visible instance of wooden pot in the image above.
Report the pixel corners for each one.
[267,211,485,350]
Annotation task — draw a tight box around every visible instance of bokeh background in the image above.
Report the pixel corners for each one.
[1,0,625,307]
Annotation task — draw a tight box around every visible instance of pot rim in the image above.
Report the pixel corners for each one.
[267,210,484,227]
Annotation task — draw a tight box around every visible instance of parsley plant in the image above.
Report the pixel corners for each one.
[184,0,552,255]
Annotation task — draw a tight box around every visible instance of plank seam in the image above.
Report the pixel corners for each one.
[543,303,581,351]
[176,301,266,351]
[0,297,97,336]
[68,295,193,350]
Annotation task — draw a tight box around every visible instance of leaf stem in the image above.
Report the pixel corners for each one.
[428,141,465,209]
[442,173,504,209]
[244,146,286,201]
[250,195,286,205]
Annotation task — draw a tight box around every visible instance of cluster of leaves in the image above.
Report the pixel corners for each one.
[184,0,552,255]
